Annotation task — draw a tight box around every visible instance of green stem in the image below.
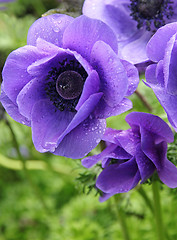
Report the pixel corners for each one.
[138,185,171,240]
[152,180,164,240]
[135,90,152,112]
[5,118,50,214]
[114,195,131,240]
[138,186,154,214]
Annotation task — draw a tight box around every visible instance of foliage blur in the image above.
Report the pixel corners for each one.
[0,0,177,239]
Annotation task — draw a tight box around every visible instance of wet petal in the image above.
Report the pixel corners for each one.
[125,112,174,143]
[17,77,46,120]
[140,127,168,170]
[54,117,106,159]
[31,99,75,153]
[163,33,177,94]
[56,92,103,146]
[135,144,155,182]
[76,70,100,111]
[0,85,30,126]
[82,143,117,168]
[120,59,139,96]
[27,14,74,47]
[2,45,47,103]
[94,98,132,119]
[91,40,128,106]
[63,15,118,62]
[146,22,177,62]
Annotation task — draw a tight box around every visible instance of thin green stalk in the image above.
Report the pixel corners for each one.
[114,195,131,240]
[5,118,50,214]
[138,185,171,240]
[135,90,152,112]
[138,186,154,214]
[152,180,165,240]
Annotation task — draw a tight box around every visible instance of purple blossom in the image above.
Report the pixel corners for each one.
[82,112,177,201]
[0,14,139,158]
[83,0,177,65]
[0,0,14,9]
[145,22,177,131]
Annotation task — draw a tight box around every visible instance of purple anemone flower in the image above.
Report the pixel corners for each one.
[82,112,177,201]
[145,22,177,131]
[0,14,139,158]
[83,0,177,65]
[0,0,14,9]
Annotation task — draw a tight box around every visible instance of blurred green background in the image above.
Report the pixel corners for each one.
[0,0,177,239]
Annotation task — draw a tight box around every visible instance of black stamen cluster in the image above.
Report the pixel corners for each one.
[45,58,88,112]
[129,0,174,31]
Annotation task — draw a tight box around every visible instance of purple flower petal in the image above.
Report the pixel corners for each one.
[31,99,75,153]
[90,40,128,106]
[163,33,177,94]
[102,128,122,144]
[140,127,168,170]
[16,77,47,120]
[83,0,137,42]
[76,70,100,111]
[116,129,140,156]
[125,112,174,143]
[54,117,106,159]
[121,30,151,64]
[120,59,139,96]
[0,84,30,126]
[27,14,74,47]
[144,83,177,130]
[158,158,177,188]
[99,192,115,202]
[2,45,48,103]
[82,143,117,168]
[146,22,177,62]
[135,144,155,182]
[56,92,103,146]
[94,98,132,119]
[145,64,157,85]
[63,15,118,62]
[96,158,140,193]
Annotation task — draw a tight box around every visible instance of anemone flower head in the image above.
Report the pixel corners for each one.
[82,112,177,202]
[145,22,177,131]
[0,14,139,159]
[83,0,177,65]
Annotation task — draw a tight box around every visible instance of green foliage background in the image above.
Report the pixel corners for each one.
[0,0,177,239]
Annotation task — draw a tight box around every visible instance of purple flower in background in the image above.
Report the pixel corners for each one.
[0,14,139,158]
[83,0,177,65]
[0,0,14,10]
[145,23,177,131]
[82,112,177,201]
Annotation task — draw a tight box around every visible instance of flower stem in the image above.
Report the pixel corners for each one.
[152,180,164,240]
[135,90,152,112]
[5,118,50,214]
[138,186,154,214]
[114,195,131,240]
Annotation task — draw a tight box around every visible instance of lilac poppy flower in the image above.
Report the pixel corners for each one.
[0,14,139,158]
[83,0,177,65]
[145,22,177,131]
[82,112,177,201]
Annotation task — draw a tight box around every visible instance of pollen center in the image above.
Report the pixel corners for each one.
[137,0,163,19]
[130,0,174,31]
[56,70,84,100]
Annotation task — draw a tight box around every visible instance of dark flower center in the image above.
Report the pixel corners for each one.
[130,0,174,31]
[56,70,84,100]
[45,59,88,112]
